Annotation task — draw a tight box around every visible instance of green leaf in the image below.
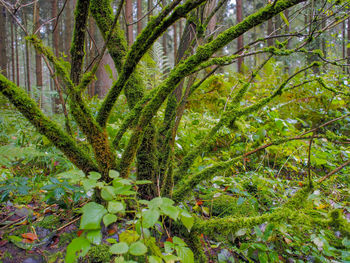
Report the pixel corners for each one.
[279,12,289,27]
[346,43,350,48]
[180,211,194,232]
[108,201,124,214]
[173,236,187,247]
[142,209,160,228]
[160,204,179,220]
[129,241,148,256]
[101,186,116,201]
[82,178,97,192]
[119,230,140,244]
[163,254,181,262]
[103,213,118,227]
[258,251,269,263]
[86,230,102,245]
[110,242,129,254]
[148,255,162,263]
[109,170,120,179]
[175,246,194,263]
[135,180,152,185]
[106,238,117,244]
[88,172,101,180]
[80,202,107,230]
[65,237,91,263]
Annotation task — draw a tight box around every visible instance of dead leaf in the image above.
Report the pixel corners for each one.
[21,232,38,241]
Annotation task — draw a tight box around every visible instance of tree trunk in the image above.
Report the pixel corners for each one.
[236,0,244,73]
[23,12,31,93]
[137,0,142,35]
[0,4,7,77]
[148,0,152,22]
[173,23,177,64]
[65,0,73,61]
[52,0,61,113]
[126,0,133,46]
[33,1,44,108]
[15,26,19,86]
[267,18,274,46]
[10,21,15,82]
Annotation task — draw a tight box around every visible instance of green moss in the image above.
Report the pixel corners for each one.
[38,215,60,229]
[0,73,98,174]
[203,194,258,218]
[87,244,111,263]
[58,232,75,246]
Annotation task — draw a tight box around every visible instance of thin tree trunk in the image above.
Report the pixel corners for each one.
[11,21,15,82]
[15,26,19,86]
[137,0,142,35]
[52,0,60,113]
[0,4,7,77]
[23,12,31,93]
[236,0,243,73]
[148,0,152,22]
[347,18,350,73]
[267,18,274,46]
[173,23,177,64]
[126,0,133,46]
[33,1,43,108]
[65,0,73,61]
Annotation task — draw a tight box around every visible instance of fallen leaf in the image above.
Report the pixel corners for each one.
[166,237,173,243]
[22,239,33,244]
[284,237,292,244]
[21,233,38,241]
[77,230,84,237]
[196,200,203,206]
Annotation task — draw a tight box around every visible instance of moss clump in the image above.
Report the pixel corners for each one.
[38,215,60,229]
[203,194,258,218]
[87,244,111,263]
[58,232,75,246]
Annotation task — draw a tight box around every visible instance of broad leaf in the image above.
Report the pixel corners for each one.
[103,213,118,227]
[142,209,160,228]
[65,237,91,263]
[80,202,107,230]
[108,201,124,214]
[129,241,148,256]
[110,242,129,254]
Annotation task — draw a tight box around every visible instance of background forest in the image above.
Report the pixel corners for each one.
[0,0,349,262]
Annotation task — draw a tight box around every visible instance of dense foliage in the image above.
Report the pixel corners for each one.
[0,0,349,262]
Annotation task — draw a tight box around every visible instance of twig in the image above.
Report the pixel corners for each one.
[0,216,26,230]
[56,216,81,232]
[318,159,350,183]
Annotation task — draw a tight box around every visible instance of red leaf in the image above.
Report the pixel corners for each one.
[21,233,38,241]
[166,237,173,243]
[196,200,203,206]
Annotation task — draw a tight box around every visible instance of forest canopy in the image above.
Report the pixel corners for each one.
[0,0,349,262]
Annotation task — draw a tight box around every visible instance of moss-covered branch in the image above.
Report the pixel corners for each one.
[118,0,307,178]
[70,0,90,84]
[0,74,98,174]
[96,0,208,126]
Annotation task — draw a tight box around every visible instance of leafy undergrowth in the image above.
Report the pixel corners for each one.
[0,161,349,262]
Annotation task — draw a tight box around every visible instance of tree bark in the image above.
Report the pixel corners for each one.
[0,4,7,77]
[23,12,31,93]
[15,26,19,86]
[10,20,15,82]
[236,0,244,73]
[137,0,142,34]
[33,1,43,107]
[126,0,133,46]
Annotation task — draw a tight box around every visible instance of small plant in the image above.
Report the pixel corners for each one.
[65,170,195,263]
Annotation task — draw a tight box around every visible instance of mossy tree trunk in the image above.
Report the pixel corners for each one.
[1,0,314,196]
